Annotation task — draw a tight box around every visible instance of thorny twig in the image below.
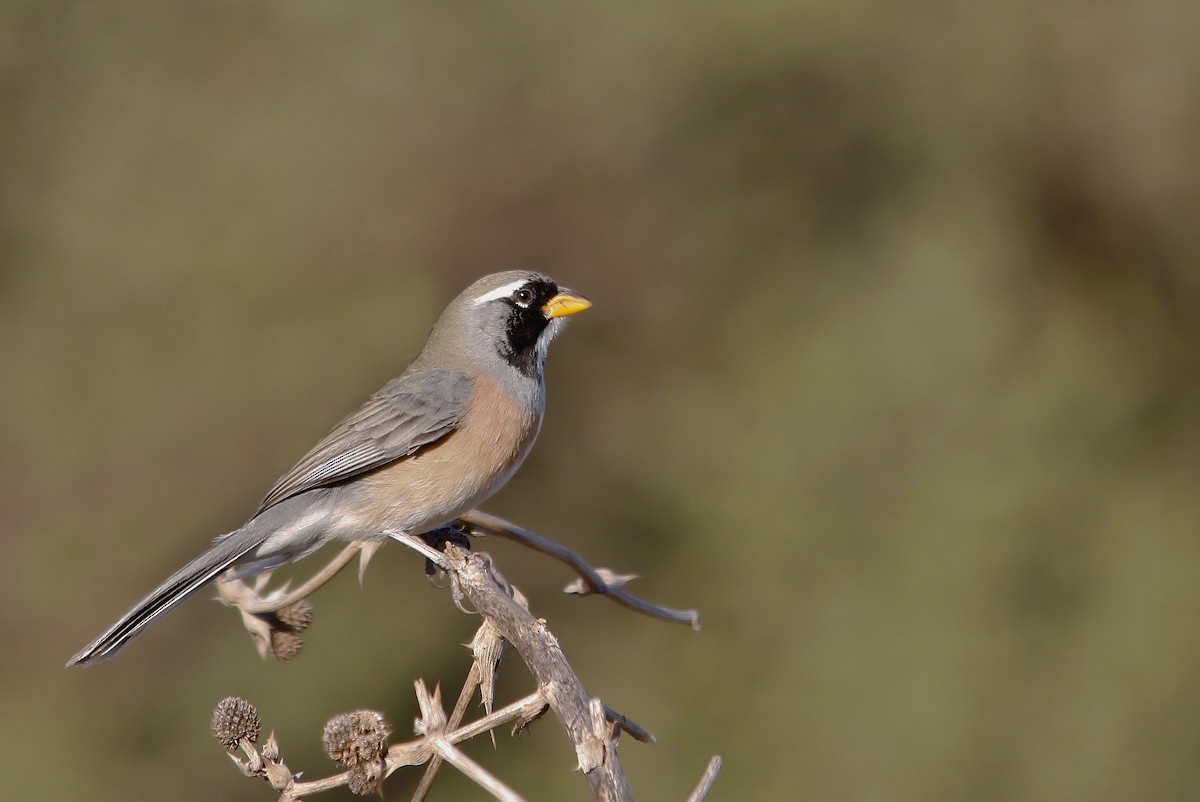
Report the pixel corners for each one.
[215,511,698,657]
[459,510,701,630]
[389,533,637,800]
[218,686,551,801]
[232,543,361,614]
[212,514,719,800]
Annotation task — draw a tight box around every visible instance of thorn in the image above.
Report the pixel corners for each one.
[563,569,640,596]
[357,541,383,585]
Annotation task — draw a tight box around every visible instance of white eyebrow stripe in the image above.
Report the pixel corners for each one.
[473,279,530,305]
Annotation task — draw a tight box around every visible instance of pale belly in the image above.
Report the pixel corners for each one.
[339,375,542,538]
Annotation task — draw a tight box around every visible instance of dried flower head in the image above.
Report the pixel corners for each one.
[276,600,314,632]
[212,697,261,750]
[347,761,385,795]
[270,630,304,661]
[322,710,390,768]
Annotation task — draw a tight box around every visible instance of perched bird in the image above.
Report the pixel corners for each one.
[68,271,591,667]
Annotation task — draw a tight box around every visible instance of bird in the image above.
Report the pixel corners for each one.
[68,270,591,667]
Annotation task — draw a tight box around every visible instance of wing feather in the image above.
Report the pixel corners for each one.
[256,369,474,514]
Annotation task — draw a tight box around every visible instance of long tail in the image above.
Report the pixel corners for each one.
[67,528,264,667]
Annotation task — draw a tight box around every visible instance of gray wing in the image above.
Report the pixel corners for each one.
[255,369,475,515]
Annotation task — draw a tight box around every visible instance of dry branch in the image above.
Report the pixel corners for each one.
[459,510,701,630]
[210,514,719,800]
[388,531,635,800]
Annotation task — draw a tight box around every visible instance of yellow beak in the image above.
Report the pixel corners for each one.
[542,290,592,318]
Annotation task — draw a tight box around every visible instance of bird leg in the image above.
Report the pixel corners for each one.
[416,524,473,588]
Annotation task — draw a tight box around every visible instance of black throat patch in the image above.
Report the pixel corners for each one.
[498,278,559,377]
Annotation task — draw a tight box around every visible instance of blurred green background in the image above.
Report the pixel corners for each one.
[3,1,1200,799]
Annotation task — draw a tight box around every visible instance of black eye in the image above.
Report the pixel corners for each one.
[513,288,533,306]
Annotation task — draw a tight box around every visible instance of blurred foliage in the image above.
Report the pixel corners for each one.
[3,1,1200,800]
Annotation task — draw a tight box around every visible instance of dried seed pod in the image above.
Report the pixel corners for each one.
[322,710,390,768]
[347,761,385,795]
[212,697,261,750]
[270,630,304,661]
[276,600,314,632]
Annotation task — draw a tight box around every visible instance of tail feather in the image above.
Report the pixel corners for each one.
[67,531,261,667]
